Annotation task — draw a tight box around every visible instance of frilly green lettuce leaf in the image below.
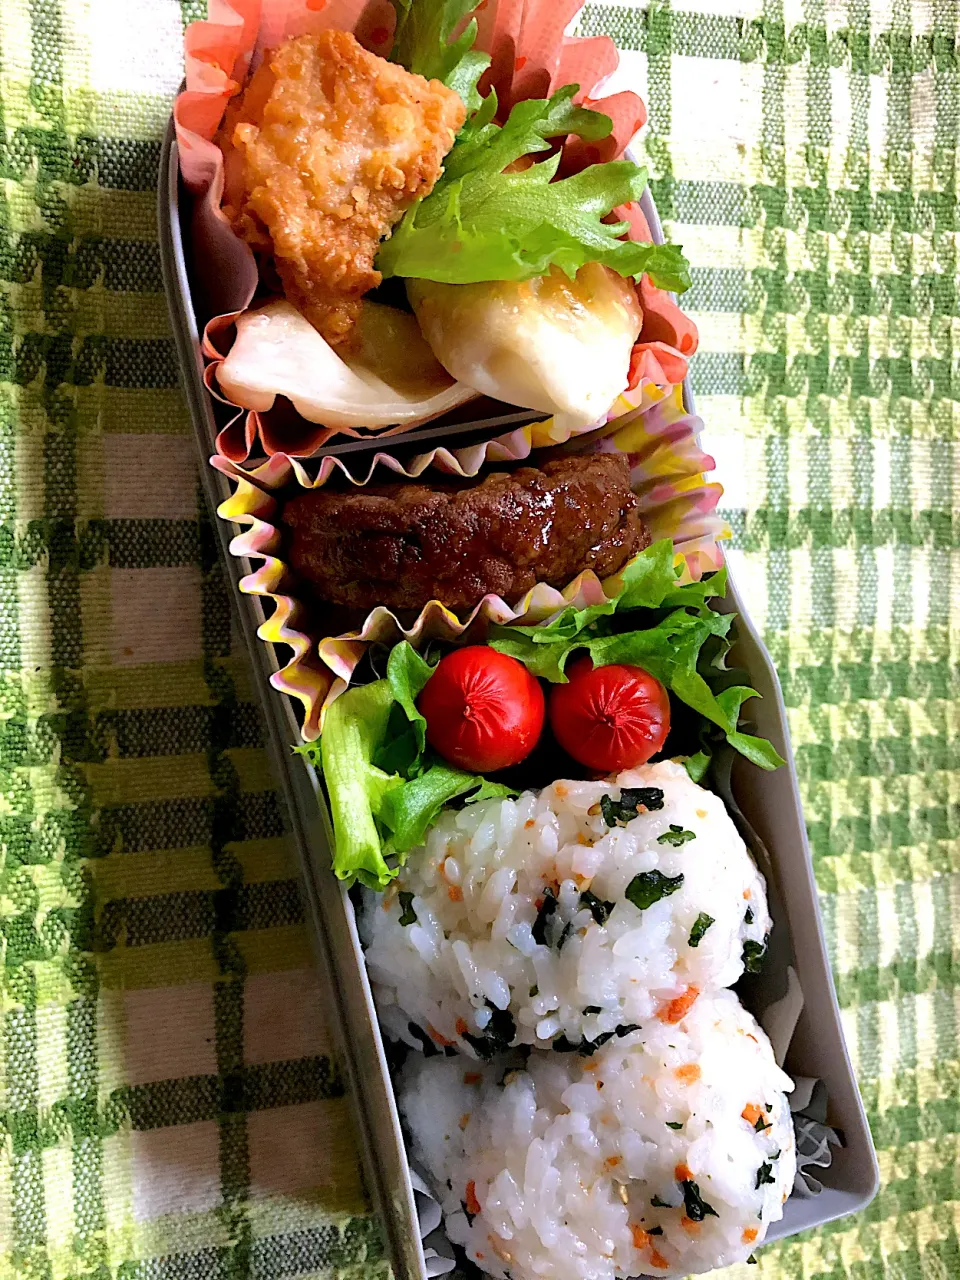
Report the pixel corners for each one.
[378,83,691,289]
[389,0,490,109]
[489,540,784,774]
[380,150,690,287]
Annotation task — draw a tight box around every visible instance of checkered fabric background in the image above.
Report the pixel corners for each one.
[0,0,956,1276]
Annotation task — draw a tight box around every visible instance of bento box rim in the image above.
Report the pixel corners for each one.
[157,115,879,1280]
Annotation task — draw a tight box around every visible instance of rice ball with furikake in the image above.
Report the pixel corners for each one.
[360,760,769,1058]
[399,989,796,1280]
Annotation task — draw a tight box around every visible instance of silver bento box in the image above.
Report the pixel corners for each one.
[158,119,879,1280]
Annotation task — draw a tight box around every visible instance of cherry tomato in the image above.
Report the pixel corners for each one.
[548,657,670,773]
[418,647,545,773]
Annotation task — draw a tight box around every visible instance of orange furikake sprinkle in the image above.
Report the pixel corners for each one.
[742,1103,763,1127]
[742,1227,759,1244]
[680,1216,700,1232]
[649,1248,670,1269]
[674,1063,701,1085]
[524,819,536,829]
[555,784,569,798]
[674,1162,693,1183]
[463,1071,481,1085]
[459,1113,471,1130]
[456,1018,469,1036]
[427,1024,455,1047]
[465,1181,481,1216]
[448,885,464,902]
[743,888,752,900]
[658,986,700,1024]
[630,1226,651,1250]
[605,1155,622,1168]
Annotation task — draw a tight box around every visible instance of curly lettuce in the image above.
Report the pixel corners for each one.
[381,0,691,291]
[378,84,690,290]
[489,541,785,778]
[297,644,513,888]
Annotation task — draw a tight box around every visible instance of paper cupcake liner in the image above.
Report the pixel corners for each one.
[174,0,700,462]
[214,384,728,739]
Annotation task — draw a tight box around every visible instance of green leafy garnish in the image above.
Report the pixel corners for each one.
[398,891,418,926]
[680,1180,720,1222]
[388,0,489,108]
[491,541,785,776]
[379,762,499,853]
[387,640,435,751]
[664,1123,683,1133]
[379,81,690,290]
[688,912,715,947]
[754,1113,772,1133]
[684,750,712,783]
[580,889,616,925]
[658,824,696,847]
[600,787,665,827]
[464,778,518,804]
[651,1192,675,1203]
[625,870,684,911]
[315,680,404,890]
[743,939,768,974]
[755,1162,776,1189]
[301,644,517,886]
[745,906,755,925]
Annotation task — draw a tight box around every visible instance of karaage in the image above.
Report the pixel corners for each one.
[219,29,465,346]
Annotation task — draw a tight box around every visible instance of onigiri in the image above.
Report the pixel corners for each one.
[399,988,796,1280]
[362,760,770,1056]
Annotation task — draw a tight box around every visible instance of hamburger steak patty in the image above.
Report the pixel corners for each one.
[283,452,649,613]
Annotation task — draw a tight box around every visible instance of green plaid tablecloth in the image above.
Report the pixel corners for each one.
[0,0,956,1276]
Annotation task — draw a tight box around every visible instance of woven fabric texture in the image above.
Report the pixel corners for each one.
[0,0,957,1277]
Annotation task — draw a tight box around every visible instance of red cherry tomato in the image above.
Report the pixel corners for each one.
[548,657,670,773]
[419,647,545,772]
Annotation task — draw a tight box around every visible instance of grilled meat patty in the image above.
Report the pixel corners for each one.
[283,452,648,613]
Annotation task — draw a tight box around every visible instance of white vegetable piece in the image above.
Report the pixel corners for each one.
[216,298,476,429]
[407,263,643,431]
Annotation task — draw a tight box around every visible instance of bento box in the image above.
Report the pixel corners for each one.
[157,2,878,1274]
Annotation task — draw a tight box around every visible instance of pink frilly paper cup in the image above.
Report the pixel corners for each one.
[174,0,700,463]
[212,384,729,740]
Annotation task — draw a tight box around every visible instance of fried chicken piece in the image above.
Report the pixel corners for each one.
[219,30,465,346]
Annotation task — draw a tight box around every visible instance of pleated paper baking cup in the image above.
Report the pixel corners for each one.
[214,384,728,739]
[174,0,699,462]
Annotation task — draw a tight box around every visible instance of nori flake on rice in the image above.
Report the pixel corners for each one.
[463,1006,517,1060]
[600,787,665,826]
[743,938,768,972]
[531,889,558,945]
[579,889,615,924]
[681,1180,720,1221]
[625,868,684,910]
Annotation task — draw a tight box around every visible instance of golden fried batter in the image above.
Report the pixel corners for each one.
[219,30,465,347]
